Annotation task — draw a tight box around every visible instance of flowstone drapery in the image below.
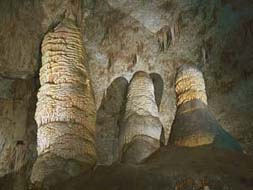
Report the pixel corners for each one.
[119,71,162,164]
[169,64,242,151]
[30,17,97,187]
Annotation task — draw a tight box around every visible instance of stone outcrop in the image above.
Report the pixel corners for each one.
[0,77,36,183]
[96,77,128,165]
[52,145,253,190]
[169,64,242,151]
[30,17,97,187]
[119,71,162,164]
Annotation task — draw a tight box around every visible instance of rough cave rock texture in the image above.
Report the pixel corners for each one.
[30,17,97,187]
[169,64,242,151]
[119,71,162,164]
[175,64,207,106]
[0,77,37,179]
[84,0,253,154]
[96,77,128,165]
[0,0,252,189]
[52,146,253,190]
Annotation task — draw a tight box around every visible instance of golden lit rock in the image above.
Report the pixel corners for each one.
[175,64,207,106]
[169,64,242,151]
[31,17,97,187]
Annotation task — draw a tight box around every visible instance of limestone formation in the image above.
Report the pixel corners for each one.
[169,64,242,151]
[156,26,172,51]
[30,17,97,187]
[175,64,207,107]
[119,71,162,164]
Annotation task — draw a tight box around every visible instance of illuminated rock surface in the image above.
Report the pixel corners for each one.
[30,17,97,188]
[119,71,162,164]
[0,0,252,189]
[169,65,242,151]
[175,64,207,106]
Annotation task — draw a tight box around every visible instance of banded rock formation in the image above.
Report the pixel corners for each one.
[30,17,97,187]
[119,71,162,164]
[169,64,242,151]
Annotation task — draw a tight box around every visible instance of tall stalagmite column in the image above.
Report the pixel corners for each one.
[169,64,242,151]
[119,71,162,164]
[31,17,97,187]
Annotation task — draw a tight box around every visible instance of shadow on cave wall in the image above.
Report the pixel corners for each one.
[96,77,128,165]
[150,73,164,109]
[150,73,165,145]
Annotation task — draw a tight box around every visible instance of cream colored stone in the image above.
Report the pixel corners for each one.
[125,71,159,118]
[119,71,162,163]
[31,17,97,186]
[175,64,207,106]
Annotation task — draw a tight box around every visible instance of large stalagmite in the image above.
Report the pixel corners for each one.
[169,64,242,151]
[30,17,97,187]
[119,71,162,164]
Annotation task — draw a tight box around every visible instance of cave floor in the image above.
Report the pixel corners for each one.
[51,145,253,190]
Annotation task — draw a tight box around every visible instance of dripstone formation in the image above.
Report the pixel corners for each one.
[169,64,242,151]
[30,17,97,187]
[119,71,162,164]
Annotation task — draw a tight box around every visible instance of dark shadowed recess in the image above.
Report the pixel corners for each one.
[96,77,128,165]
[150,73,164,109]
[51,145,253,190]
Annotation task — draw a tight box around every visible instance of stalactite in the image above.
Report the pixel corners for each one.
[202,47,207,65]
[30,17,97,187]
[156,26,172,51]
[170,21,180,46]
[169,64,242,151]
[119,71,162,164]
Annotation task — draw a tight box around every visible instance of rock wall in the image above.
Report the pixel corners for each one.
[0,2,44,189]
[96,77,128,165]
[0,77,37,179]
[0,0,252,189]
